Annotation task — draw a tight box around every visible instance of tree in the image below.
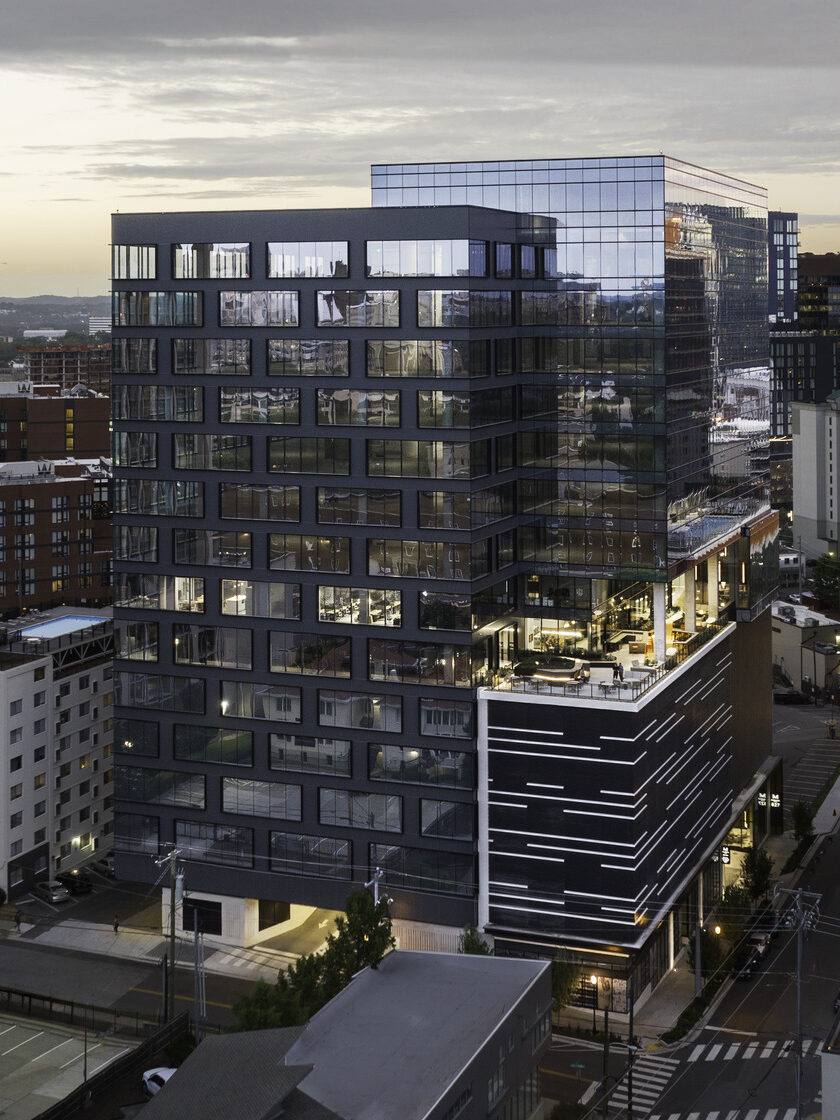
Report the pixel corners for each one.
[717,882,750,944]
[551,949,582,1010]
[458,926,492,954]
[686,926,725,979]
[813,553,840,609]
[791,800,815,844]
[231,889,394,1031]
[740,845,774,904]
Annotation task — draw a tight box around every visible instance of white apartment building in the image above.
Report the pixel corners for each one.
[792,393,840,560]
[0,607,114,898]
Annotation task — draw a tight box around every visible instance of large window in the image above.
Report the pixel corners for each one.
[115,718,159,758]
[174,530,251,568]
[176,820,253,868]
[319,690,401,732]
[112,244,156,279]
[219,387,299,424]
[367,439,489,479]
[419,698,473,738]
[368,639,472,687]
[113,431,157,469]
[268,339,349,376]
[270,832,352,879]
[318,586,401,627]
[220,291,298,326]
[268,241,348,278]
[317,290,399,327]
[116,813,159,855]
[370,843,474,895]
[366,240,488,278]
[116,766,205,808]
[115,480,203,517]
[269,534,349,573]
[113,385,203,422]
[173,243,249,279]
[116,621,158,662]
[221,579,300,619]
[369,744,474,789]
[417,492,470,530]
[420,799,473,840]
[317,389,400,427]
[113,291,202,326]
[316,488,400,526]
[417,290,512,328]
[270,633,351,677]
[220,681,301,723]
[220,484,299,522]
[174,725,253,766]
[269,438,350,475]
[115,672,204,713]
[319,789,401,832]
[174,434,251,471]
[367,339,488,378]
[418,591,471,631]
[222,778,301,820]
[112,338,157,375]
[115,577,203,613]
[270,734,351,776]
[368,539,487,580]
[173,338,250,376]
[173,624,252,670]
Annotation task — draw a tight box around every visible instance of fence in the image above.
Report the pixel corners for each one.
[0,984,161,1038]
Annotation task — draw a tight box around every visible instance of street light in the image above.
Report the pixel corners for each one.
[590,974,598,1035]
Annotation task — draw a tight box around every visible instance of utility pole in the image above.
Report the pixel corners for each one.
[627,971,635,1120]
[365,866,383,905]
[694,921,703,1002]
[776,885,822,1120]
[193,919,206,1045]
[154,847,181,1023]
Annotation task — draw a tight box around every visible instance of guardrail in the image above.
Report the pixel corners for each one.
[0,984,160,1038]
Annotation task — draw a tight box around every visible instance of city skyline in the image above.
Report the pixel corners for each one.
[2,0,839,298]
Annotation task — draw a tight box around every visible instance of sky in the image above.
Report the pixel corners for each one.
[1,0,839,297]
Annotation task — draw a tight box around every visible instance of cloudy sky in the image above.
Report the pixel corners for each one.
[2,0,838,297]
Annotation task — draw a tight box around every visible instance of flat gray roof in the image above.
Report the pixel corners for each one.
[285,950,549,1120]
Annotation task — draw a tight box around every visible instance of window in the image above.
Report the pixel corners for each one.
[9,784,22,800]
[14,498,34,527]
[268,534,349,573]
[34,744,45,760]
[116,573,205,613]
[318,586,401,627]
[418,591,472,631]
[370,843,475,895]
[116,621,159,662]
[176,820,253,868]
[420,799,473,840]
[51,495,71,523]
[9,728,22,746]
[113,431,158,468]
[367,439,489,479]
[115,480,204,518]
[115,672,205,713]
[9,811,22,829]
[367,339,488,378]
[419,698,474,738]
[317,488,400,527]
[112,338,157,375]
[115,526,158,562]
[113,384,204,422]
[116,813,159,855]
[319,789,401,832]
[368,639,472,687]
[14,534,34,560]
[34,803,45,818]
[174,725,253,767]
[417,290,512,328]
[220,484,299,522]
[268,241,348,278]
[174,530,251,568]
[174,433,251,471]
[173,625,252,670]
[319,690,401,732]
[316,290,399,327]
[368,538,486,581]
[173,243,249,279]
[270,734,351,776]
[112,245,156,279]
[366,239,487,278]
[173,338,250,376]
[116,719,159,758]
[113,291,202,327]
[219,387,299,424]
[369,744,474,788]
[116,766,205,808]
[220,681,301,723]
[9,840,22,858]
[270,633,350,677]
[269,438,350,475]
[268,339,349,376]
[220,291,298,327]
[270,832,352,879]
[221,579,300,619]
[52,564,71,593]
[9,699,22,716]
[222,778,301,820]
[317,389,400,427]
[9,755,22,771]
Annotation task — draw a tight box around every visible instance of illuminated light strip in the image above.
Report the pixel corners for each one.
[540,794,639,809]
[654,713,686,743]
[493,850,566,864]
[563,807,644,820]
[488,801,527,809]
[600,905,637,915]
[600,789,638,797]
[526,782,566,790]
[637,752,678,793]
[525,842,635,860]
[600,719,658,743]
[645,710,683,741]
[489,724,565,738]
[490,826,637,848]
[565,889,640,903]
[488,747,640,767]
[489,902,637,925]
[488,735,600,752]
[663,741,706,786]
[490,889,564,906]
[685,701,726,742]
[488,880,532,889]
[667,763,714,811]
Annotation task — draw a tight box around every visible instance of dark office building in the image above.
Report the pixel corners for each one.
[112,155,779,1004]
[768,211,798,324]
[769,331,839,438]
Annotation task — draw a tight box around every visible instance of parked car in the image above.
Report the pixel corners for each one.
[90,855,115,878]
[56,870,94,895]
[32,880,71,904]
[748,931,771,956]
[773,687,809,704]
[733,946,762,981]
[142,1067,177,1098]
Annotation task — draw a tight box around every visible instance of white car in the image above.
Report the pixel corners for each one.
[32,880,71,904]
[142,1067,177,1098]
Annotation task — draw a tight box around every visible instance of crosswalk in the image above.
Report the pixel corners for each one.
[683,1038,822,1062]
[608,1052,680,1116]
[651,1111,798,1120]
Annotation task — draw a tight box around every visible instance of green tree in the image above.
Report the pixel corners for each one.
[813,553,840,609]
[551,949,582,1010]
[686,926,725,979]
[717,882,750,944]
[458,926,492,954]
[740,845,774,904]
[323,889,395,989]
[791,800,815,844]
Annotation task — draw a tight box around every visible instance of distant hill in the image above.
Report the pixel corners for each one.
[0,295,110,339]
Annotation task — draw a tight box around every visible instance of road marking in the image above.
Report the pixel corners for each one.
[61,1044,99,1069]
[745,1110,759,1120]
[724,1044,739,1059]
[686,1113,700,1120]
[707,1112,719,1120]
[0,1026,16,1038]
[2,1030,43,1056]
[765,1110,778,1120]
[705,1044,722,1061]
[782,1110,796,1120]
[538,1067,592,1084]
[687,1045,704,1062]
[87,1048,130,1076]
[702,1026,756,1035]
[128,986,232,1010]
[760,1042,776,1058]
[743,1042,758,1058]
[31,1038,73,1062]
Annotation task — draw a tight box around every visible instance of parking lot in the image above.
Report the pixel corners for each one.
[0,1013,136,1119]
